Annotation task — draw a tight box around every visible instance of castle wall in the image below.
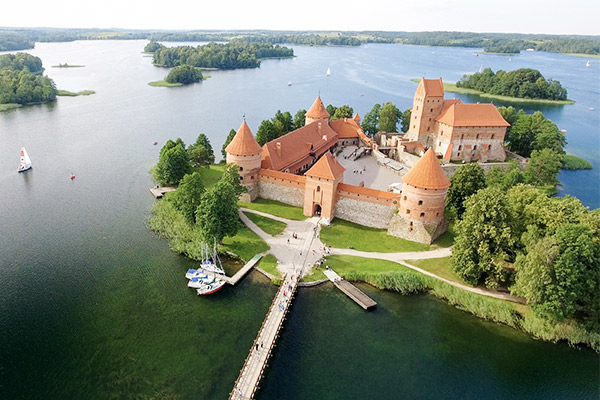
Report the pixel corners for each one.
[387,213,448,244]
[257,169,306,207]
[435,124,506,162]
[333,197,396,229]
[398,184,447,223]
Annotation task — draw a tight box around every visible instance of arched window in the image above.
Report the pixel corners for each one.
[403,196,407,201]
[418,200,423,205]
[420,212,425,217]
[239,166,244,171]
[406,209,410,214]
[316,186,320,192]
[491,134,495,140]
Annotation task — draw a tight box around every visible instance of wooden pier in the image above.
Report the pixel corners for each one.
[199,254,262,286]
[323,268,377,310]
[229,273,298,399]
[149,186,176,198]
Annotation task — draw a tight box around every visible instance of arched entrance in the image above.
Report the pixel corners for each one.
[313,203,322,217]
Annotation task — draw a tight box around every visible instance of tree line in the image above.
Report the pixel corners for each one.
[446,162,599,332]
[152,41,293,69]
[456,68,568,101]
[0,53,57,105]
[2,28,598,55]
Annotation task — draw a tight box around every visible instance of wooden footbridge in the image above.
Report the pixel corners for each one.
[229,272,299,399]
[323,268,377,310]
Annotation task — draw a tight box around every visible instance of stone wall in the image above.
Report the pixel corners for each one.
[333,197,396,229]
[387,213,448,244]
[257,181,304,207]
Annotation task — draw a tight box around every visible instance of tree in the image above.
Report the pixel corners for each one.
[524,148,562,186]
[486,164,524,191]
[451,187,518,288]
[362,103,380,136]
[512,224,600,329]
[378,101,400,132]
[188,133,214,166]
[256,119,276,146]
[144,41,164,53]
[293,109,306,130]
[331,105,354,120]
[220,164,247,197]
[221,128,237,158]
[446,163,487,219]
[171,172,205,224]
[165,65,202,85]
[326,104,337,117]
[195,178,242,243]
[400,108,411,133]
[506,110,565,157]
[154,143,191,186]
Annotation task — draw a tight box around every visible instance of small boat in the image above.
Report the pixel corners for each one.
[197,280,226,295]
[560,129,567,133]
[70,174,76,180]
[326,67,331,76]
[17,147,32,172]
[589,107,595,111]
[287,82,292,86]
[508,57,512,62]
[152,141,158,145]
[586,60,591,67]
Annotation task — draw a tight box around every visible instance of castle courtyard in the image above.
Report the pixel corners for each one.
[336,145,405,191]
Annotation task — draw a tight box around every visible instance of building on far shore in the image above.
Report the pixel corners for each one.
[225,82,507,244]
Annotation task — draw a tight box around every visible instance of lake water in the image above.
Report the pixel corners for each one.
[0,40,598,399]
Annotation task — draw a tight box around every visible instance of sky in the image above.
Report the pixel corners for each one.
[1,0,599,36]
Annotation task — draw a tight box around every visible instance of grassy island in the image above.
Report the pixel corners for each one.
[410,79,574,105]
[52,63,85,68]
[0,103,22,112]
[57,89,95,96]
[562,154,593,170]
[148,80,183,87]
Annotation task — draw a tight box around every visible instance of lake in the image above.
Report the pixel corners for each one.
[0,40,598,399]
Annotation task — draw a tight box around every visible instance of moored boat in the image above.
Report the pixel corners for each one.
[196,280,226,295]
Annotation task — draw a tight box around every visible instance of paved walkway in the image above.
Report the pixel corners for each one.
[240,208,525,304]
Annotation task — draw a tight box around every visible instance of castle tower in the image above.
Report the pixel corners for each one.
[405,78,445,145]
[305,96,330,126]
[225,121,263,201]
[303,152,345,220]
[388,149,450,244]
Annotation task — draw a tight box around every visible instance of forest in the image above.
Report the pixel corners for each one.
[0,53,57,105]
[152,41,293,69]
[1,28,598,55]
[456,68,568,101]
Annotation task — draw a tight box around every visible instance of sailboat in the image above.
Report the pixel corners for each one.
[586,60,591,67]
[326,67,331,76]
[17,147,32,172]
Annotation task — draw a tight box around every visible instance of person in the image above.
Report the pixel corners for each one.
[287,238,290,245]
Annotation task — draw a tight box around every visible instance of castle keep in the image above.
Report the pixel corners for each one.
[226,80,509,244]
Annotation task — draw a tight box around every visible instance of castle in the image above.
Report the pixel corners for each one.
[225,79,508,244]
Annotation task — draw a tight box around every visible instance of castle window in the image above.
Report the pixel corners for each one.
[438,141,441,147]
[316,186,320,192]
[458,145,462,150]
[239,176,243,181]
[413,125,416,129]
[418,200,423,205]
[420,212,425,217]
[406,209,410,214]
[239,166,244,171]
[416,106,419,110]
[461,134,464,139]
[476,134,479,139]
[473,145,477,150]
[491,134,495,140]
[457,152,461,156]
[430,108,433,112]
[403,196,407,200]
[436,212,439,216]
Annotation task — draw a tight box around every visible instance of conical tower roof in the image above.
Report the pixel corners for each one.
[402,148,450,189]
[306,96,330,120]
[225,121,262,156]
[353,113,361,123]
[305,152,345,180]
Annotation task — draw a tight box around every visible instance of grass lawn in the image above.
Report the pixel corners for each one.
[324,255,411,275]
[301,267,328,282]
[238,198,306,221]
[256,254,280,277]
[320,219,452,253]
[404,257,461,282]
[243,212,287,236]
[200,164,226,188]
[220,226,269,262]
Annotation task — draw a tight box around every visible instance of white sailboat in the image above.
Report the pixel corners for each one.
[586,60,591,67]
[17,147,32,172]
[326,67,331,76]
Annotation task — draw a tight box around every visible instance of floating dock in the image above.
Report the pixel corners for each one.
[149,186,176,198]
[323,268,377,310]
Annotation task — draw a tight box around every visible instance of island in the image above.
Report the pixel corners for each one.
[0,53,57,111]
[149,65,204,87]
[51,63,85,68]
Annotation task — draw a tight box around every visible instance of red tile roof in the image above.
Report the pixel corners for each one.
[306,96,330,120]
[436,103,510,127]
[305,152,345,180]
[225,121,262,156]
[353,113,361,123]
[421,77,444,97]
[261,121,338,171]
[258,168,307,183]
[329,118,362,139]
[402,148,451,189]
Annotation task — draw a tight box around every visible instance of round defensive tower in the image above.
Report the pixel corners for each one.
[389,148,451,244]
[305,96,330,126]
[225,121,263,201]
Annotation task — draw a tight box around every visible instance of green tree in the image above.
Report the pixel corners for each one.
[171,172,205,224]
[451,187,518,288]
[512,224,600,329]
[165,65,202,85]
[188,133,214,166]
[506,110,565,157]
[154,143,191,186]
[256,119,276,146]
[220,164,247,197]
[446,162,487,219]
[293,109,306,130]
[378,101,400,132]
[400,108,411,133]
[331,105,354,120]
[361,103,381,136]
[144,41,164,53]
[221,128,237,158]
[524,148,562,186]
[195,178,242,243]
[485,164,524,191]
[326,104,337,118]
